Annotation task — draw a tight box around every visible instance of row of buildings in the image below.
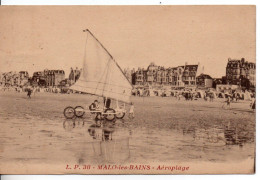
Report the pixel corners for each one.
[0,67,82,88]
[0,71,30,87]
[123,58,256,90]
[124,62,205,87]
[1,58,255,91]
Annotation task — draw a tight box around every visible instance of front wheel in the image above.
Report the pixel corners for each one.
[104,108,116,121]
[64,106,75,119]
[74,106,85,118]
[116,110,125,119]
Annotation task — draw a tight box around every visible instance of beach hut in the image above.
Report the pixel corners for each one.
[196,90,205,98]
[144,88,156,97]
[243,91,252,101]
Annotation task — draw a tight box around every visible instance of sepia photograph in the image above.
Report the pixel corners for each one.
[0,5,256,174]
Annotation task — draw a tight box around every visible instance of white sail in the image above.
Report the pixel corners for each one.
[70,30,133,103]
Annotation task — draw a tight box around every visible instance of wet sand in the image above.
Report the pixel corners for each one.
[0,91,255,174]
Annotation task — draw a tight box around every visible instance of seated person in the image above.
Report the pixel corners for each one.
[89,100,100,113]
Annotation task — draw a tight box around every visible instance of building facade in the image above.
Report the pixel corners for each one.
[46,70,65,87]
[182,64,199,86]
[196,74,213,88]
[135,68,147,86]
[32,69,65,87]
[146,63,158,85]
[32,71,47,86]
[226,58,256,89]
[18,71,29,86]
[133,62,203,87]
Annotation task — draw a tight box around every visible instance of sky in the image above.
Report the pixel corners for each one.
[0,6,256,78]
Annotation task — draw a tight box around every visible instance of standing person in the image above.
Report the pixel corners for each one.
[204,94,207,101]
[235,93,239,102]
[27,88,32,99]
[129,102,135,119]
[178,93,182,100]
[190,93,193,101]
[139,89,143,97]
[251,99,256,111]
[103,97,111,109]
[226,95,231,109]
[147,89,150,96]
[210,93,214,102]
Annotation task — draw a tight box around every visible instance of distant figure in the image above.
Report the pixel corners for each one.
[204,94,207,101]
[226,96,231,108]
[235,94,239,102]
[137,90,140,96]
[27,88,32,99]
[129,102,135,119]
[139,89,143,97]
[147,90,150,96]
[210,94,214,102]
[178,93,182,100]
[251,99,256,110]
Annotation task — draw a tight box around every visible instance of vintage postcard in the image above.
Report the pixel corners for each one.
[0,6,256,174]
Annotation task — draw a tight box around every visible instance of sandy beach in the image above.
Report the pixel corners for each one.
[0,91,255,174]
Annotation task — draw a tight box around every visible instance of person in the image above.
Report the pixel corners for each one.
[235,93,239,102]
[178,93,182,100]
[175,92,178,100]
[103,98,111,109]
[210,94,214,102]
[204,94,207,101]
[89,100,102,119]
[89,100,99,114]
[89,100,100,111]
[251,99,256,111]
[226,96,231,108]
[129,102,135,119]
[147,89,150,96]
[27,88,32,99]
[139,89,143,97]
